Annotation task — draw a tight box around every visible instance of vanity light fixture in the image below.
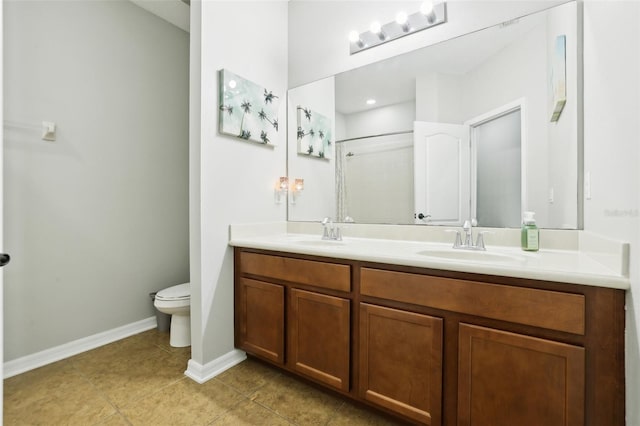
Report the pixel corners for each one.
[274,176,289,204]
[349,1,447,55]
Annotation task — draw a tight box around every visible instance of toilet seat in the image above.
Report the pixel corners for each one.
[155,283,190,301]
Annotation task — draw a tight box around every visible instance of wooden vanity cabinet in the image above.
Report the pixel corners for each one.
[234,250,353,393]
[235,248,625,426]
[360,266,624,426]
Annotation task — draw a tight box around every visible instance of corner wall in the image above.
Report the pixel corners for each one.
[3,1,190,361]
[582,2,640,424]
[189,1,288,369]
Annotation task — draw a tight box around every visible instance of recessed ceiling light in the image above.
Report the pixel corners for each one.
[366,99,376,105]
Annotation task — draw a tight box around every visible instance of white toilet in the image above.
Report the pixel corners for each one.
[154,282,191,347]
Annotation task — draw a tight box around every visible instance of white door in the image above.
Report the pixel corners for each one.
[413,121,470,226]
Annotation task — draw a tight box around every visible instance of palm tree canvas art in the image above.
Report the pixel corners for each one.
[296,105,333,159]
[219,69,280,145]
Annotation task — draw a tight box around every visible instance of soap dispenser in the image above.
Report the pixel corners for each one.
[521,211,539,252]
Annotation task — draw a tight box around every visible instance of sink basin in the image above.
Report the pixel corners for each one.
[417,248,525,264]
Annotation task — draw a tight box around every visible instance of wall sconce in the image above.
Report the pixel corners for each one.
[290,179,304,205]
[274,176,288,204]
[349,1,447,55]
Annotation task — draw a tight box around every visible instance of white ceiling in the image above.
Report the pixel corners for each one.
[129,0,190,33]
[130,0,545,116]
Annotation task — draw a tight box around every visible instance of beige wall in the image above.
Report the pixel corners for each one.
[3,0,190,361]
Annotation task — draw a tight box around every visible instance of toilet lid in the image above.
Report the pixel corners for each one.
[156,283,190,301]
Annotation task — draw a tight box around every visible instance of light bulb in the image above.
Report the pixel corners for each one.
[420,1,434,15]
[278,177,289,191]
[348,30,365,49]
[421,1,436,23]
[396,11,410,32]
[395,11,408,25]
[370,21,386,41]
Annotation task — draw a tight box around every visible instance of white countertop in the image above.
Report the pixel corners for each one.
[229,223,630,290]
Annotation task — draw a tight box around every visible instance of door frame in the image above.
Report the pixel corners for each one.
[1,0,6,415]
[464,98,527,223]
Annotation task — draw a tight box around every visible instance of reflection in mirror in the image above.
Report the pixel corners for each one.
[337,132,415,224]
[288,1,580,229]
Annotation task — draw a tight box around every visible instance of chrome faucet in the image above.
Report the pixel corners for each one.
[321,217,342,241]
[453,219,486,251]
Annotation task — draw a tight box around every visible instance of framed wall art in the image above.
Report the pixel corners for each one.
[219,69,280,145]
[296,106,332,159]
[550,35,567,122]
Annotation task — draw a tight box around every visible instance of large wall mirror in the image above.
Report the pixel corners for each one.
[287,1,581,229]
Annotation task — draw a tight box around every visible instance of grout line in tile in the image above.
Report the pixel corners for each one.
[70,343,190,413]
[246,398,300,426]
[115,375,190,411]
[210,373,289,421]
[211,374,272,399]
[67,358,123,423]
[324,400,347,426]
[203,393,253,426]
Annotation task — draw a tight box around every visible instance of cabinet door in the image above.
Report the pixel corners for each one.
[458,323,585,426]
[359,303,443,425]
[236,278,285,364]
[289,288,350,392]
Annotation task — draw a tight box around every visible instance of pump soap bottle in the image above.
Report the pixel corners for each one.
[521,211,539,252]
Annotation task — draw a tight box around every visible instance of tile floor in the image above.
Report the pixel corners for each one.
[4,329,403,425]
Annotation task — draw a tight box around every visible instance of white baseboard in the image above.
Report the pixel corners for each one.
[4,316,157,379]
[184,349,246,383]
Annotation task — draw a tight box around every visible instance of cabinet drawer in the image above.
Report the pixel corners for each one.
[361,268,585,335]
[240,252,351,292]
